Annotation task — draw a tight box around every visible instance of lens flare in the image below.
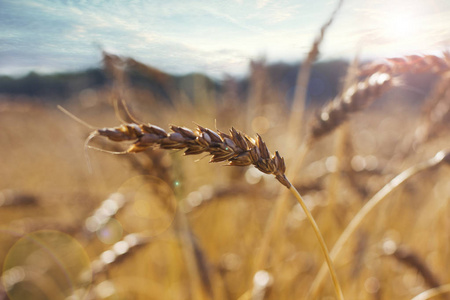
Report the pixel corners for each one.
[117,175,178,237]
[3,230,91,300]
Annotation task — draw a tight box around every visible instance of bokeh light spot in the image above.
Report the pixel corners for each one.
[96,218,123,245]
[251,116,270,134]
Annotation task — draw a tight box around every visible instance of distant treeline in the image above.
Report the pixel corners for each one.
[0,69,107,101]
[0,60,437,105]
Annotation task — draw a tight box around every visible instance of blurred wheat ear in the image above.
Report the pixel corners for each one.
[359,53,450,77]
[414,71,450,147]
[308,72,393,142]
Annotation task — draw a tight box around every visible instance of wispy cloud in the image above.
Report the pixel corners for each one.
[2,0,450,77]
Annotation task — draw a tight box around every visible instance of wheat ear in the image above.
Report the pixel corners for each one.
[359,53,450,77]
[308,72,393,142]
[308,149,450,299]
[90,123,290,188]
[89,121,345,300]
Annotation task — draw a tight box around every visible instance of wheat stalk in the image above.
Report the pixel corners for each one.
[288,0,344,143]
[308,149,450,299]
[411,284,450,300]
[288,181,344,300]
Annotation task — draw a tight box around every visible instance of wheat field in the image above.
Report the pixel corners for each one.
[2,6,450,300]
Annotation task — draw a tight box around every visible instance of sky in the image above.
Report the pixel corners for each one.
[2,0,450,78]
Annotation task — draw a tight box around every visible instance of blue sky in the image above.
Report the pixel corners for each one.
[2,0,450,78]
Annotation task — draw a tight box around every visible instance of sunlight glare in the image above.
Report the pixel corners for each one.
[388,13,417,39]
[379,8,420,43]
[365,1,434,55]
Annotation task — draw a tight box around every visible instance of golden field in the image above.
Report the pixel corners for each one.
[1,50,450,300]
